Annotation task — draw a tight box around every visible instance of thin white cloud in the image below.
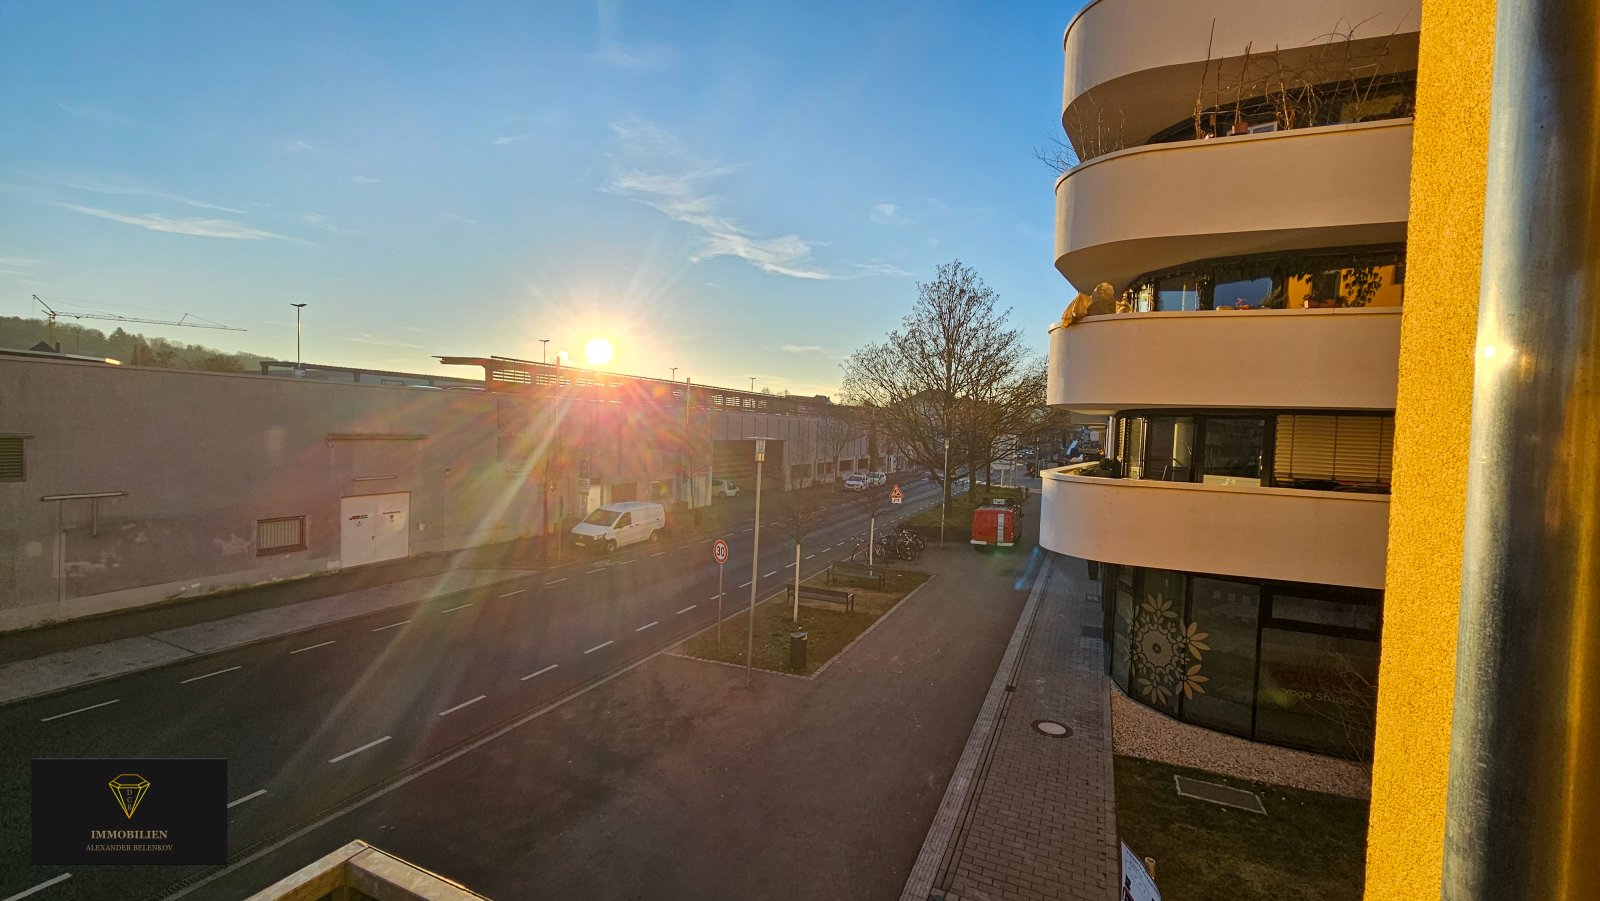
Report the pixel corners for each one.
[439,211,478,227]
[46,176,243,213]
[53,203,302,242]
[592,41,677,71]
[345,333,423,349]
[869,203,905,225]
[852,261,912,278]
[493,135,525,146]
[302,212,356,236]
[286,139,315,153]
[781,344,826,354]
[399,326,425,333]
[604,118,834,280]
[349,175,380,184]
[0,256,45,268]
[57,102,133,126]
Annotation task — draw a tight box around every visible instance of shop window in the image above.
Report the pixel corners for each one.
[1127,569,1188,714]
[1182,578,1261,736]
[1254,628,1379,756]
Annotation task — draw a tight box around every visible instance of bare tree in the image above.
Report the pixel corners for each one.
[816,403,861,482]
[842,261,1045,520]
[856,484,893,565]
[777,484,825,622]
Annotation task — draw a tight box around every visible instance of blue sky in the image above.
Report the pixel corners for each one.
[0,0,1082,396]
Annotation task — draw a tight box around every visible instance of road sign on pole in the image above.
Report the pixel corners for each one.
[713,538,729,644]
[890,484,903,505]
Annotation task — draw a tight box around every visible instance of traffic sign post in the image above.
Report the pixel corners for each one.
[713,538,729,642]
[890,484,903,505]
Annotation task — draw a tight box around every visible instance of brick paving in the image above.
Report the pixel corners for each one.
[912,552,1118,901]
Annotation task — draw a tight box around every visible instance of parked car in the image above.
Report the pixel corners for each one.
[711,478,741,498]
[867,471,887,487]
[842,473,869,491]
[571,500,666,553]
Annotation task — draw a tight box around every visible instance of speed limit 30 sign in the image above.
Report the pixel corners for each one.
[712,538,730,565]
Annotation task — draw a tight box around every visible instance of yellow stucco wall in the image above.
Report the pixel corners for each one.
[1363,0,1496,897]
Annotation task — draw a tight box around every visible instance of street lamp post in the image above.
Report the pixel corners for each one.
[540,338,549,364]
[290,303,307,373]
[671,366,678,381]
[749,376,756,392]
[940,437,951,546]
[746,437,768,686]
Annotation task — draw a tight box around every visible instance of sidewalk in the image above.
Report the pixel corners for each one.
[0,567,527,705]
[903,551,1119,901]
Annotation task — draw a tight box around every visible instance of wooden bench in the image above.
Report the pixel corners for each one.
[787,584,855,613]
[829,561,888,590]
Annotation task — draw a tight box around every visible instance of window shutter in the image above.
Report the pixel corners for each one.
[0,436,23,481]
[1333,417,1384,483]
[1275,415,1337,481]
[256,517,306,554]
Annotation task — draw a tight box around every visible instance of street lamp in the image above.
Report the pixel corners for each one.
[749,376,756,392]
[290,303,307,373]
[940,436,951,546]
[746,437,769,685]
[671,366,678,381]
[540,338,549,364]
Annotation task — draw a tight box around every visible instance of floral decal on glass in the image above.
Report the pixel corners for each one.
[1129,591,1210,709]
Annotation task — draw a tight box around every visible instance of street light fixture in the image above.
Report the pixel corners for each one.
[749,376,756,392]
[671,367,678,381]
[941,436,951,546]
[290,303,308,374]
[746,437,770,685]
[540,338,550,364]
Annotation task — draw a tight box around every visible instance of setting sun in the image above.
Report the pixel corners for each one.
[583,336,615,367]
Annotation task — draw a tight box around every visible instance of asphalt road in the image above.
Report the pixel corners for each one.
[0,478,950,901]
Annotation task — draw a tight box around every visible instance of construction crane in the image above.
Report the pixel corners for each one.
[32,295,246,348]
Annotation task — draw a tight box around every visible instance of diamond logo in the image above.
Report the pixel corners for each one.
[108,773,150,819]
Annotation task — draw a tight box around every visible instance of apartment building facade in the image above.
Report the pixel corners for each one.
[1040,0,1420,758]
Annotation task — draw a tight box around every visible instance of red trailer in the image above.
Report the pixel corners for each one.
[971,498,1020,550]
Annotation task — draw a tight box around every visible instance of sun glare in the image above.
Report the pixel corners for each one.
[583,336,615,366]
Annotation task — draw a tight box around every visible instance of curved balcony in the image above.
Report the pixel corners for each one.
[1054,120,1412,293]
[1040,469,1389,589]
[1061,0,1419,150]
[1047,306,1400,414]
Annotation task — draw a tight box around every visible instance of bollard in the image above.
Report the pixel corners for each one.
[789,631,808,671]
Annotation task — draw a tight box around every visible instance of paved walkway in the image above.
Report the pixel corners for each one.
[903,552,1119,901]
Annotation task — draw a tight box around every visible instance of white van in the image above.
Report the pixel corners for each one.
[571,500,666,553]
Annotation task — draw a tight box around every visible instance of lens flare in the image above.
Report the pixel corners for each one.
[584,337,615,366]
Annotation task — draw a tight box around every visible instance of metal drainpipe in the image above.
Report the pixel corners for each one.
[1443,0,1600,896]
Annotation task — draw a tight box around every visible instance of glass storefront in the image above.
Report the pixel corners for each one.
[1100,563,1381,759]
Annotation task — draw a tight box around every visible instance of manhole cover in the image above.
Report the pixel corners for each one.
[1174,775,1267,814]
[1033,720,1071,737]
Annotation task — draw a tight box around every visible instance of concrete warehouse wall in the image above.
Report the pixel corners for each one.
[0,357,865,631]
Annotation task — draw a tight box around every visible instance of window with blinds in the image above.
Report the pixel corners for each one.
[1273,415,1394,488]
[0,435,24,481]
[256,516,307,555]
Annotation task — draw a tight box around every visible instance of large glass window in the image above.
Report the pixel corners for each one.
[1142,417,1194,482]
[1127,569,1187,715]
[1111,568,1134,690]
[1253,628,1379,755]
[1182,578,1261,736]
[1212,273,1275,311]
[1155,275,1204,312]
[1200,418,1266,486]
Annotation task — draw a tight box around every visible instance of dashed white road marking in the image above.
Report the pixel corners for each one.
[441,603,474,612]
[785,562,796,568]
[545,578,568,586]
[372,620,409,632]
[40,699,118,722]
[3,873,71,900]
[328,735,391,763]
[677,545,691,550]
[616,559,636,566]
[499,589,526,598]
[585,568,605,575]
[584,640,615,654]
[678,605,698,614]
[763,571,778,578]
[438,695,487,717]
[180,666,242,685]
[290,640,336,654]
[650,552,665,558]
[227,790,267,809]
[635,621,659,632]
[739,580,753,588]
[805,554,816,560]
[520,664,559,681]
[741,527,753,533]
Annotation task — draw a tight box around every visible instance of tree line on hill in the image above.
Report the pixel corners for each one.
[0,316,269,372]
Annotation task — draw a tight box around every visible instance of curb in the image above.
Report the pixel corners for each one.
[898,551,1055,901]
